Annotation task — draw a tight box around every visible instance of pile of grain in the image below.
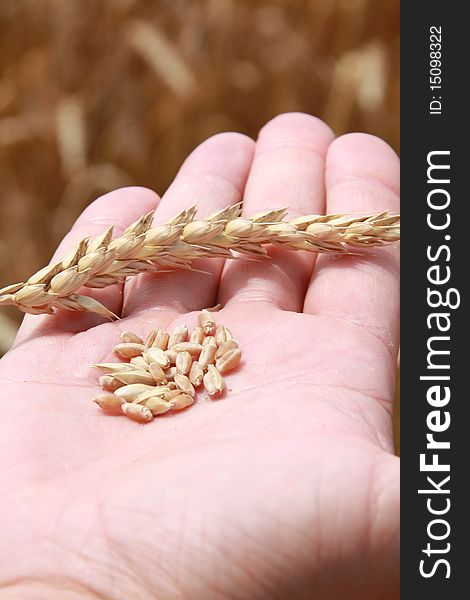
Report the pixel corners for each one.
[93,310,241,423]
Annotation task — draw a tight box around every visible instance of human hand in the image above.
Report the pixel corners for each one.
[0,113,399,599]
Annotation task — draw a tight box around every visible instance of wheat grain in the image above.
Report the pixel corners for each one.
[145,328,159,348]
[215,348,242,373]
[174,373,196,397]
[144,396,173,416]
[164,349,178,364]
[130,356,150,371]
[168,325,189,348]
[208,364,225,395]
[121,402,153,423]
[199,343,217,370]
[113,342,145,358]
[170,342,203,355]
[203,366,225,396]
[93,394,125,411]
[169,393,194,411]
[133,387,171,403]
[143,347,170,368]
[115,383,156,402]
[163,389,183,401]
[121,331,144,345]
[113,371,156,386]
[148,362,167,384]
[215,340,238,359]
[176,350,192,375]
[164,366,177,381]
[198,309,216,336]
[215,325,228,345]
[0,203,400,317]
[190,326,204,344]
[153,331,169,350]
[189,361,204,387]
[202,336,217,347]
[99,374,125,392]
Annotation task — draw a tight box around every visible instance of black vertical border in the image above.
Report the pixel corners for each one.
[401,2,467,597]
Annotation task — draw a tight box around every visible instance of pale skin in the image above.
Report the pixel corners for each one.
[0,113,399,599]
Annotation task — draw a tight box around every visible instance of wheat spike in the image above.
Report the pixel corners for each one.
[0,203,400,318]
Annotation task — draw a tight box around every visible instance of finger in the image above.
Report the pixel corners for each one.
[123,132,255,316]
[217,113,334,311]
[14,187,160,344]
[304,133,400,354]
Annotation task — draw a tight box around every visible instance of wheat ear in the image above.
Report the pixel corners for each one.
[0,203,400,318]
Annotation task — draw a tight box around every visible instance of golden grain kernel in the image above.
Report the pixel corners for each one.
[153,331,169,350]
[202,335,217,347]
[182,220,217,243]
[113,371,156,386]
[168,324,189,348]
[189,361,204,387]
[215,325,227,345]
[215,348,242,373]
[176,350,192,375]
[144,347,170,368]
[163,388,182,401]
[190,326,204,344]
[149,362,168,384]
[130,356,150,371]
[134,386,172,403]
[113,342,145,359]
[198,309,216,335]
[145,328,159,347]
[14,283,49,306]
[164,349,178,364]
[174,373,196,397]
[144,396,172,416]
[203,369,217,396]
[199,343,217,370]
[208,364,225,394]
[99,374,125,392]
[93,393,125,411]
[49,266,89,296]
[120,330,144,345]
[170,342,203,355]
[223,217,253,237]
[115,383,156,402]
[203,365,225,396]
[164,366,177,381]
[215,339,239,359]
[121,402,153,423]
[169,393,194,411]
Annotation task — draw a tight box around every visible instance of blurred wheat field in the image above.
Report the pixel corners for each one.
[0,0,400,445]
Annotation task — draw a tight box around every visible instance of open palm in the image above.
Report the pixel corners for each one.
[0,114,399,600]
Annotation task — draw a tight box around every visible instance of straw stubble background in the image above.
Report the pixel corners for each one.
[0,0,399,446]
